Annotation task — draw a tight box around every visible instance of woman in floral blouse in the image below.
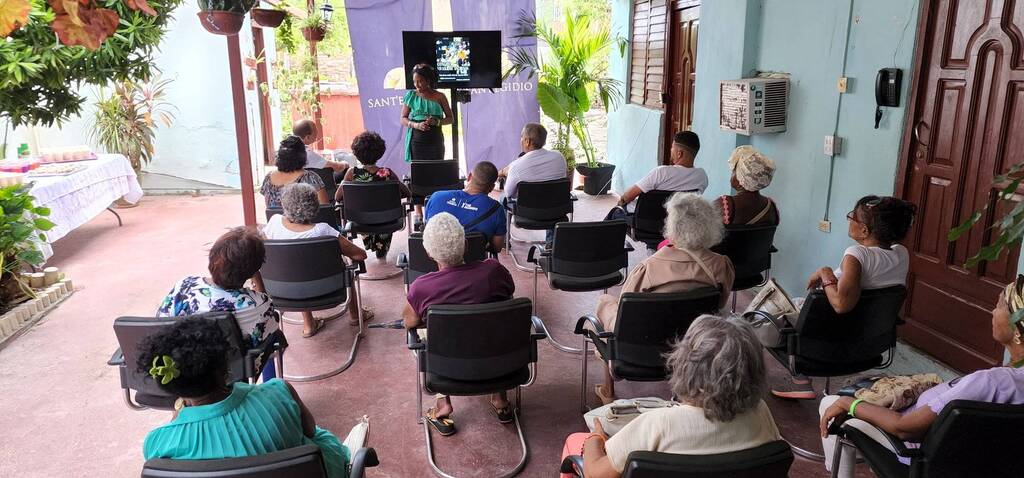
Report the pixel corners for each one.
[336,131,410,259]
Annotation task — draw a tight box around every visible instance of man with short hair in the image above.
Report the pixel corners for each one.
[616,131,707,211]
[292,119,350,175]
[425,161,507,252]
[502,123,567,199]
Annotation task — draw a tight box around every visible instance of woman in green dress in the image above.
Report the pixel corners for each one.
[400,64,453,161]
[140,319,351,478]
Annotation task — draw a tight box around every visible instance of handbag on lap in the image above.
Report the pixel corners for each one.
[583,397,677,436]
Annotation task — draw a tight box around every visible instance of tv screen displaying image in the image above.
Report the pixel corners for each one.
[403,30,502,89]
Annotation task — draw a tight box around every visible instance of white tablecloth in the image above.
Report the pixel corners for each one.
[28,154,144,259]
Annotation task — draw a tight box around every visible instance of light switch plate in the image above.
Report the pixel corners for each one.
[837,77,848,93]
[818,220,831,233]
[824,135,843,156]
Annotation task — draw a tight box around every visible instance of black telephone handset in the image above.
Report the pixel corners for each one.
[874,68,902,129]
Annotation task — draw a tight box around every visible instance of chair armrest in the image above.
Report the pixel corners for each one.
[407,328,424,350]
[769,245,778,253]
[402,175,410,184]
[569,193,579,201]
[348,261,367,276]
[742,310,796,335]
[623,241,635,253]
[574,315,613,338]
[349,447,379,478]
[244,331,285,379]
[527,245,543,264]
[108,348,124,366]
[559,455,584,476]
[530,316,548,340]
[396,253,408,270]
[842,422,918,459]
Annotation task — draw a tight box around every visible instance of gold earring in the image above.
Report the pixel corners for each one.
[1014,330,1022,345]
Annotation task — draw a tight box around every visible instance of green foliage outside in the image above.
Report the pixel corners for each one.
[90,76,176,172]
[0,184,54,308]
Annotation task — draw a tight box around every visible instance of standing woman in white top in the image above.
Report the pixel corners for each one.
[773,195,917,399]
[263,183,373,338]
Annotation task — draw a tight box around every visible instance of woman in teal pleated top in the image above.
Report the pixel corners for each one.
[400,64,453,162]
[138,319,350,478]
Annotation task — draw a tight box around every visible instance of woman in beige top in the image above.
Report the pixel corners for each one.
[594,193,734,403]
[560,316,781,478]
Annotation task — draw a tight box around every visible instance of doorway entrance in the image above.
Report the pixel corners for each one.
[896,0,1024,372]
[662,1,699,165]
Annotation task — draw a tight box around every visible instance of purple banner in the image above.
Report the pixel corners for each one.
[345,0,431,176]
[452,0,539,173]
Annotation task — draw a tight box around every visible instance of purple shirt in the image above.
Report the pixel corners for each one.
[407,259,515,318]
[909,366,1024,415]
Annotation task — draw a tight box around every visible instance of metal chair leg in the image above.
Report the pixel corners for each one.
[580,340,589,413]
[533,314,583,355]
[423,404,529,478]
[284,278,365,382]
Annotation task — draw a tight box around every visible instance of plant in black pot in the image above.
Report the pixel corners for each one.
[197,0,258,35]
[251,2,287,28]
[505,12,625,195]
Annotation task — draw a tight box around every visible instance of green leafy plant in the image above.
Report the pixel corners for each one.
[90,76,176,172]
[0,184,54,308]
[505,11,625,168]
[1,0,183,127]
[197,0,255,13]
[300,11,324,30]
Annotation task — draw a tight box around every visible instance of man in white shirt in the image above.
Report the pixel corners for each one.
[613,131,706,215]
[502,123,567,199]
[293,119,350,176]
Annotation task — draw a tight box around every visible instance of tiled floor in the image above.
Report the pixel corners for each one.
[0,192,875,477]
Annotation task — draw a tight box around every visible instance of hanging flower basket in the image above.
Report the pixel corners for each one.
[197,0,257,35]
[301,25,327,42]
[251,8,286,28]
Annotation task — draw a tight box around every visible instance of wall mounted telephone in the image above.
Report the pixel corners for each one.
[874,68,902,129]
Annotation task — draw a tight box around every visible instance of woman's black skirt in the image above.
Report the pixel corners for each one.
[410,127,445,161]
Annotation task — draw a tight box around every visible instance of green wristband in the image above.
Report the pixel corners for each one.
[848,398,865,418]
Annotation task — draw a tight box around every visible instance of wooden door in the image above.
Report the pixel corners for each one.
[662,2,698,165]
[897,0,1024,372]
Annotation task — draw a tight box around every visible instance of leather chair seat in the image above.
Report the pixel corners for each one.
[345,218,405,235]
[424,367,531,396]
[269,288,348,311]
[514,215,567,230]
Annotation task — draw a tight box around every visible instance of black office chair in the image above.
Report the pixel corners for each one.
[627,190,675,250]
[262,237,365,382]
[107,312,285,411]
[404,160,463,207]
[574,288,721,412]
[305,167,338,204]
[407,298,547,478]
[526,220,632,354]
[395,231,492,292]
[265,205,341,231]
[142,445,380,478]
[710,223,778,311]
[339,180,410,280]
[829,400,1024,478]
[505,178,575,271]
[561,440,793,478]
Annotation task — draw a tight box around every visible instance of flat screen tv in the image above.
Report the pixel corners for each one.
[402,30,502,89]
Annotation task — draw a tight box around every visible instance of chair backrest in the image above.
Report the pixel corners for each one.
[305,167,337,203]
[113,312,249,404]
[551,220,628,277]
[340,181,404,225]
[631,190,675,244]
[406,231,490,283]
[141,444,327,478]
[424,298,534,381]
[264,205,340,230]
[409,160,462,199]
[514,179,573,221]
[261,237,350,300]
[912,400,1024,478]
[710,223,777,280]
[621,440,793,478]
[612,288,721,368]
[793,286,906,364]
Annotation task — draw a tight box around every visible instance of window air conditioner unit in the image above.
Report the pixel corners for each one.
[719,78,789,135]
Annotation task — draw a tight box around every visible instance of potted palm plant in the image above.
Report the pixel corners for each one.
[506,12,625,195]
[90,77,176,175]
[197,0,258,35]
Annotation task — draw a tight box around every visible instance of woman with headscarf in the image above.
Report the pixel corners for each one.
[717,145,779,226]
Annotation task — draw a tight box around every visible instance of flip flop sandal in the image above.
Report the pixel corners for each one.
[302,319,326,339]
[350,307,375,326]
[492,403,515,424]
[595,384,614,405]
[425,407,456,436]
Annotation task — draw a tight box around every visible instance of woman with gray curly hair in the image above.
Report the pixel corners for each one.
[559,316,781,478]
[594,193,734,404]
[716,145,779,226]
[263,183,371,337]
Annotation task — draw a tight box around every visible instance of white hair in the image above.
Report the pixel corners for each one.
[663,193,724,250]
[280,183,320,224]
[728,145,776,191]
[422,212,465,266]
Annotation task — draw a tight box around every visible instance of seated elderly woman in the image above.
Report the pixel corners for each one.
[594,193,734,404]
[157,227,279,379]
[261,135,328,208]
[717,145,779,226]
[560,315,781,478]
[337,131,411,260]
[773,195,917,399]
[402,212,516,436]
[139,319,351,478]
[819,275,1024,478]
[263,183,372,338]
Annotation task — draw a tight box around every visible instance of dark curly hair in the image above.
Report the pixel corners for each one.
[351,131,386,165]
[853,195,918,246]
[412,63,438,89]
[135,318,232,398]
[275,135,308,172]
[209,227,265,290]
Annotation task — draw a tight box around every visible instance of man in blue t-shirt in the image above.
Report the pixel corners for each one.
[425,161,507,252]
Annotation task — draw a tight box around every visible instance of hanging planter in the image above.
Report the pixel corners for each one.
[251,8,286,28]
[300,13,328,42]
[197,0,258,36]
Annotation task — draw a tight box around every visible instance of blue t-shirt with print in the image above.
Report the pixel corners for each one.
[425,190,507,239]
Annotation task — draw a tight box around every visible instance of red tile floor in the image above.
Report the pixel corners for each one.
[0,193,873,477]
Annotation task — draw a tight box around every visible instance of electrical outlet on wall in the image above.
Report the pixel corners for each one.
[824,135,843,156]
[818,220,831,233]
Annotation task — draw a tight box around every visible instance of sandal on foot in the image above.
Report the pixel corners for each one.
[302,319,326,339]
[425,408,456,436]
[771,378,816,400]
[492,403,515,424]
[350,307,375,326]
[595,384,614,405]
